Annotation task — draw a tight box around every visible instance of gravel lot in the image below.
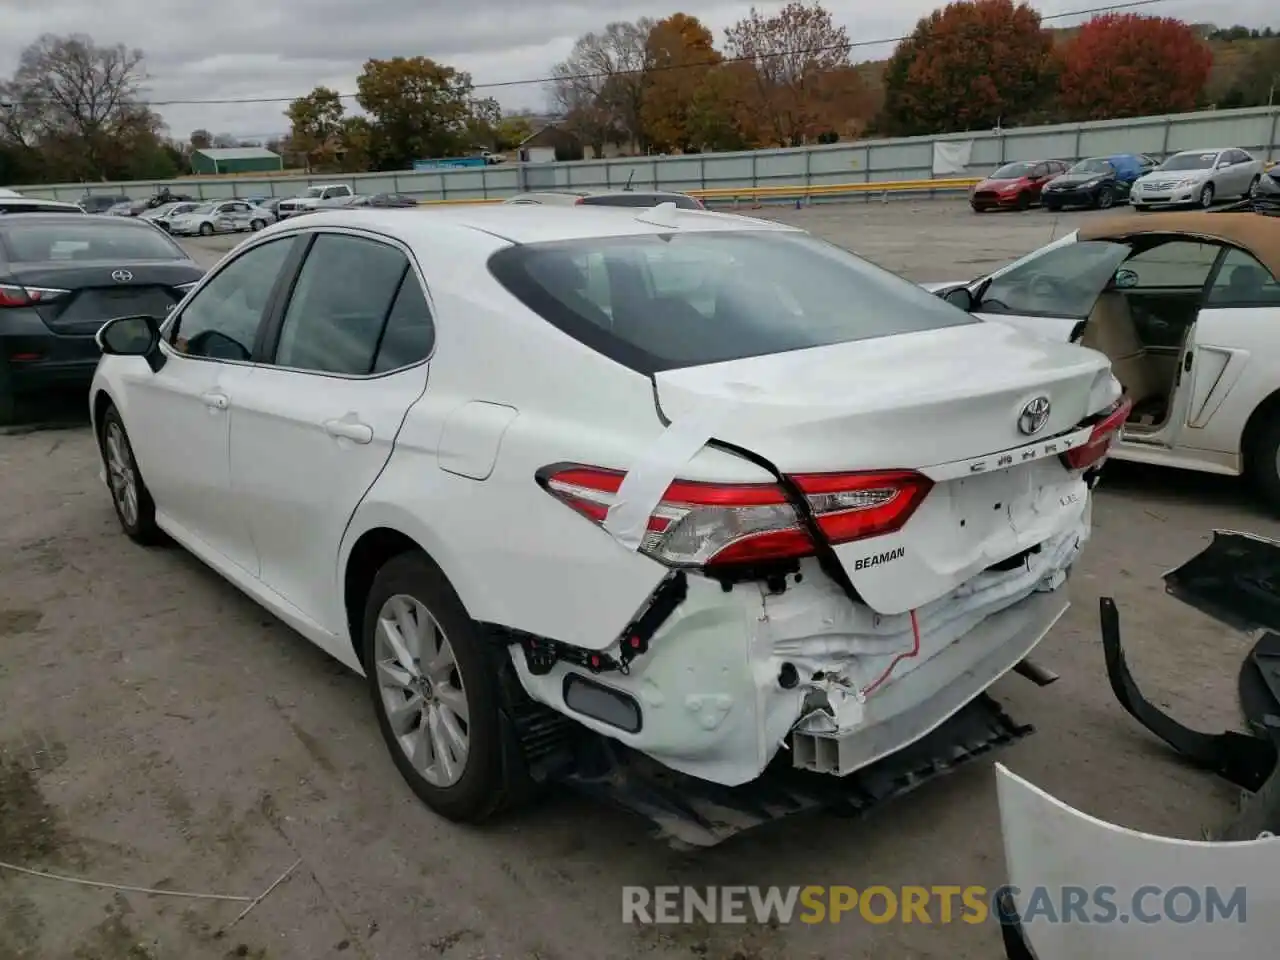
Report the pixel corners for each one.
[2,199,1276,960]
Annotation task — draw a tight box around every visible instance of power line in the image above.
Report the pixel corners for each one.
[6,0,1186,110]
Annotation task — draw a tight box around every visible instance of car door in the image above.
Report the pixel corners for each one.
[1178,247,1280,451]
[227,229,435,634]
[223,201,252,231]
[121,234,301,574]
[968,239,1133,341]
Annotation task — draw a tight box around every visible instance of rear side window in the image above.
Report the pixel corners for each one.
[488,230,977,374]
[273,233,431,376]
[1206,249,1280,306]
[0,220,186,262]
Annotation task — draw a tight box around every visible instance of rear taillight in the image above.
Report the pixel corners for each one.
[574,196,585,205]
[0,283,69,307]
[1062,396,1132,471]
[540,465,932,569]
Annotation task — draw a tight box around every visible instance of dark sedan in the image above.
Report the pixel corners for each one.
[0,215,204,423]
[1041,154,1146,211]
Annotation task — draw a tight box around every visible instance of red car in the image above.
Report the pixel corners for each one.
[970,159,1070,212]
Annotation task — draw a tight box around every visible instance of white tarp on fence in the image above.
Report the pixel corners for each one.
[932,140,974,175]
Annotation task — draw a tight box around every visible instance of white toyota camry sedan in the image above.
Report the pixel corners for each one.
[89,203,1125,824]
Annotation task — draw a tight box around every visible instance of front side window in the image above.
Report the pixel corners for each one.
[273,233,418,375]
[170,236,295,361]
[488,230,977,374]
[1120,241,1221,290]
[977,240,1131,319]
[1206,249,1280,306]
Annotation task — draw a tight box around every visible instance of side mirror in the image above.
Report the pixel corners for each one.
[97,315,165,372]
[942,286,976,312]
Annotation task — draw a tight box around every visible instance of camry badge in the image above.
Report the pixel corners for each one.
[111,270,133,283]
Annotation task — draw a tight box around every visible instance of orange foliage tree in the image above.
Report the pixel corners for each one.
[724,1,868,147]
[641,14,722,152]
[877,0,1055,136]
[1056,14,1213,120]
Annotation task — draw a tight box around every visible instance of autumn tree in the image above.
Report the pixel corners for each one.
[724,1,866,147]
[492,114,534,151]
[687,62,762,151]
[285,86,346,171]
[641,14,721,152]
[1058,15,1213,120]
[551,20,655,155]
[877,0,1055,136]
[189,128,212,149]
[2,33,164,180]
[356,57,483,170]
[1220,37,1280,107]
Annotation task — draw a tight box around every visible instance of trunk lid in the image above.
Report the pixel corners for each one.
[653,322,1113,613]
[10,260,203,335]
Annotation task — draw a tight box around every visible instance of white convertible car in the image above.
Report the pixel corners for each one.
[88,204,1123,835]
[929,212,1280,509]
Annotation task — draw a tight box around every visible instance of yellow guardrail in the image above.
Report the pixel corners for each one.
[413,177,982,207]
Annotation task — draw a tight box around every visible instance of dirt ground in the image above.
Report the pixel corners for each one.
[2,199,1276,960]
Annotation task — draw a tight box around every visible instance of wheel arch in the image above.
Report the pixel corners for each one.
[1241,386,1280,470]
[91,388,115,440]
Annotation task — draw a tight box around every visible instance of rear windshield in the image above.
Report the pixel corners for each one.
[0,220,187,263]
[580,193,703,210]
[488,230,977,374]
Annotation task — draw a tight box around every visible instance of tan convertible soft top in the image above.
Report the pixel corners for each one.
[1078,212,1280,278]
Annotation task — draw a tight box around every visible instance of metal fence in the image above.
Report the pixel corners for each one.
[12,105,1280,206]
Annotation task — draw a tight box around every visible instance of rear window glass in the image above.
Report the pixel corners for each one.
[0,220,186,262]
[488,230,977,374]
[580,193,702,210]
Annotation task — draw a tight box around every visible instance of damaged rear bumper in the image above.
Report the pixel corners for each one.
[511,514,1084,787]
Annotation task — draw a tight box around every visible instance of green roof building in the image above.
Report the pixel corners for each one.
[190,147,283,176]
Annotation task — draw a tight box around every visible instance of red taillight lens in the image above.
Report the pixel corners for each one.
[0,283,69,308]
[540,465,932,569]
[1062,396,1132,471]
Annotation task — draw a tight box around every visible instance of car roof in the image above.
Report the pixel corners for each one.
[270,204,798,246]
[1080,211,1280,278]
[0,212,157,227]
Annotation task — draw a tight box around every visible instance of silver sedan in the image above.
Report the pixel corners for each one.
[1130,147,1264,210]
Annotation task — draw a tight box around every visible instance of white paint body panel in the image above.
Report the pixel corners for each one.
[996,763,1280,959]
[90,205,1111,786]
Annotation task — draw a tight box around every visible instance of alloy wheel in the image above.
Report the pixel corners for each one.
[373,594,470,788]
[1200,184,1214,209]
[104,421,139,529]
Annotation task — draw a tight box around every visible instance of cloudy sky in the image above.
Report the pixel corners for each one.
[0,0,1273,141]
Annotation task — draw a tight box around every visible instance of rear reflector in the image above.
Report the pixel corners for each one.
[1062,396,1132,471]
[539,464,932,569]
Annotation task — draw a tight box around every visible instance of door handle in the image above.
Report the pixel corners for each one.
[200,391,229,410]
[324,419,373,444]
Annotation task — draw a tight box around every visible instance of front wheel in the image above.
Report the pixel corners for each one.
[1016,192,1032,211]
[363,552,531,823]
[198,222,214,236]
[250,219,265,231]
[1248,174,1261,198]
[99,405,163,544]
[1199,183,1215,209]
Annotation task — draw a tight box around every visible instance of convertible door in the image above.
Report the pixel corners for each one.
[971,241,1131,342]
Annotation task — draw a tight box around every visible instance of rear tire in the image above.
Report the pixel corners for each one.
[1016,192,1032,211]
[250,219,265,231]
[98,405,163,545]
[1044,200,1061,212]
[1094,186,1114,210]
[363,552,531,823]
[198,222,214,236]
[1248,415,1280,514]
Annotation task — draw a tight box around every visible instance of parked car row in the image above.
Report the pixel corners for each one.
[971,147,1269,214]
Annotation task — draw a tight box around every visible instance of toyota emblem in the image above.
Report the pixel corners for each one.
[1018,396,1051,436]
[111,270,133,283]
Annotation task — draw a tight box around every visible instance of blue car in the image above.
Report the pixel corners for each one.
[1041,153,1156,211]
